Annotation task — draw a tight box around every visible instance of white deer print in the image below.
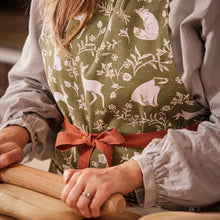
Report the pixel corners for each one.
[81,63,105,108]
[131,77,168,107]
[53,84,74,112]
[134,8,159,40]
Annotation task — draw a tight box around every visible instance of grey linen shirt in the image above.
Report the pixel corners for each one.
[0,0,220,208]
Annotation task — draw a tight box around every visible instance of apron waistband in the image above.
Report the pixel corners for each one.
[55,118,198,169]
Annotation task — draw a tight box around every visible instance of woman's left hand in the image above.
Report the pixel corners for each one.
[61,160,143,218]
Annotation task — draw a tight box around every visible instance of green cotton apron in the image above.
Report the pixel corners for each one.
[40,0,210,174]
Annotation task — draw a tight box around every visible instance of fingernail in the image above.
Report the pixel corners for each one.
[64,177,68,184]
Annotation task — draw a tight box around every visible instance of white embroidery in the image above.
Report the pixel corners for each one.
[53,49,62,71]
[117,2,131,25]
[98,154,107,164]
[118,28,131,43]
[91,161,99,168]
[120,154,130,163]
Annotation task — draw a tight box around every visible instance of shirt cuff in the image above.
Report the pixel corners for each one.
[133,154,157,208]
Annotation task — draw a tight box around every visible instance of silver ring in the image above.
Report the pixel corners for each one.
[81,191,93,199]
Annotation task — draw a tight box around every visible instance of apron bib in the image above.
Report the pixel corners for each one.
[40,0,209,174]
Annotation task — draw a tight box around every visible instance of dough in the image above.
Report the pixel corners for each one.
[0,184,81,220]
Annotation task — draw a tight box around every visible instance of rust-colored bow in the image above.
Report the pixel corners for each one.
[55,118,126,168]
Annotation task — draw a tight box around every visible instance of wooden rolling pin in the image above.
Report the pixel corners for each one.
[0,164,126,217]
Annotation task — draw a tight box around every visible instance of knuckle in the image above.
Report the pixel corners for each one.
[90,203,99,213]
[60,191,67,202]
[17,147,24,154]
[91,211,101,218]
[90,203,98,211]
[99,182,110,192]
[81,211,90,219]
[76,199,91,218]
[1,154,10,166]
[78,171,91,181]
[90,203,101,217]
[81,170,91,178]
[76,200,85,210]
[71,171,80,180]
[65,197,75,208]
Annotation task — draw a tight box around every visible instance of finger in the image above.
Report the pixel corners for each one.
[65,183,85,217]
[61,171,78,202]
[76,188,96,218]
[62,172,86,215]
[90,189,112,218]
[63,169,77,184]
[0,142,20,154]
[0,146,24,169]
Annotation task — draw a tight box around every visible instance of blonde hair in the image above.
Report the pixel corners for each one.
[41,0,96,55]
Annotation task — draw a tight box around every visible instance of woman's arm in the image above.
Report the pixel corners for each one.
[0,0,63,164]
[133,0,220,208]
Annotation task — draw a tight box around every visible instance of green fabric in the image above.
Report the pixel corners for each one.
[39,0,209,174]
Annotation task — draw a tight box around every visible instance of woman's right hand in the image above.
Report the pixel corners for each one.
[0,125,30,169]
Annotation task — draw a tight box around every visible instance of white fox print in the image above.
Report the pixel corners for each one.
[134,8,159,40]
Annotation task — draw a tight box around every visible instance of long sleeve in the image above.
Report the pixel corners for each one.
[134,0,220,208]
[0,0,63,161]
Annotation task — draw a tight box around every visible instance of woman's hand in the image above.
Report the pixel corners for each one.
[0,125,30,169]
[61,160,143,218]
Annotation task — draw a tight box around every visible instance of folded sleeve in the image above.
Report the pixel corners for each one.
[0,0,63,161]
[133,0,220,208]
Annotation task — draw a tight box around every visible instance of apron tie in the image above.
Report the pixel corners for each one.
[55,118,198,169]
[55,119,125,168]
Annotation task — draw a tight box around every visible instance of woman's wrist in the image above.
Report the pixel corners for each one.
[110,159,144,194]
[0,125,30,149]
[122,160,143,188]
[0,125,30,168]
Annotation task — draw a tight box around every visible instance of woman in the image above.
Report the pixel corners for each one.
[0,0,220,218]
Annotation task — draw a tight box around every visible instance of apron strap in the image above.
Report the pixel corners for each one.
[55,118,198,169]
